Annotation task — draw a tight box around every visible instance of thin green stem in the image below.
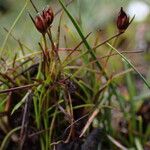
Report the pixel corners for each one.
[107,42,150,89]
[0,127,21,150]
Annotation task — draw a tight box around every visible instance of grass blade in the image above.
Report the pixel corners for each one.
[107,42,150,89]
[0,0,29,58]
[58,0,104,74]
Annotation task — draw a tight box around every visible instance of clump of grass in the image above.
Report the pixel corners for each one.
[0,0,150,150]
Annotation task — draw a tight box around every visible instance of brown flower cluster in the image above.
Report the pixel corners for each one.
[117,7,130,32]
[32,6,54,34]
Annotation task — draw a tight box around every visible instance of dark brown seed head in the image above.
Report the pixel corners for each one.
[35,14,47,34]
[33,6,54,34]
[117,7,129,32]
[42,6,54,27]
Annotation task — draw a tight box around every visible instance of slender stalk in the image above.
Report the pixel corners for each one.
[0,83,38,94]
[93,32,123,50]
[107,42,150,89]
[30,0,38,13]
[43,34,49,58]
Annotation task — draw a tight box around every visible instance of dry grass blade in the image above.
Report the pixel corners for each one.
[57,105,73,122]
[79,108,100,138]
[0,83,38,94]
[107,135,128,150]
